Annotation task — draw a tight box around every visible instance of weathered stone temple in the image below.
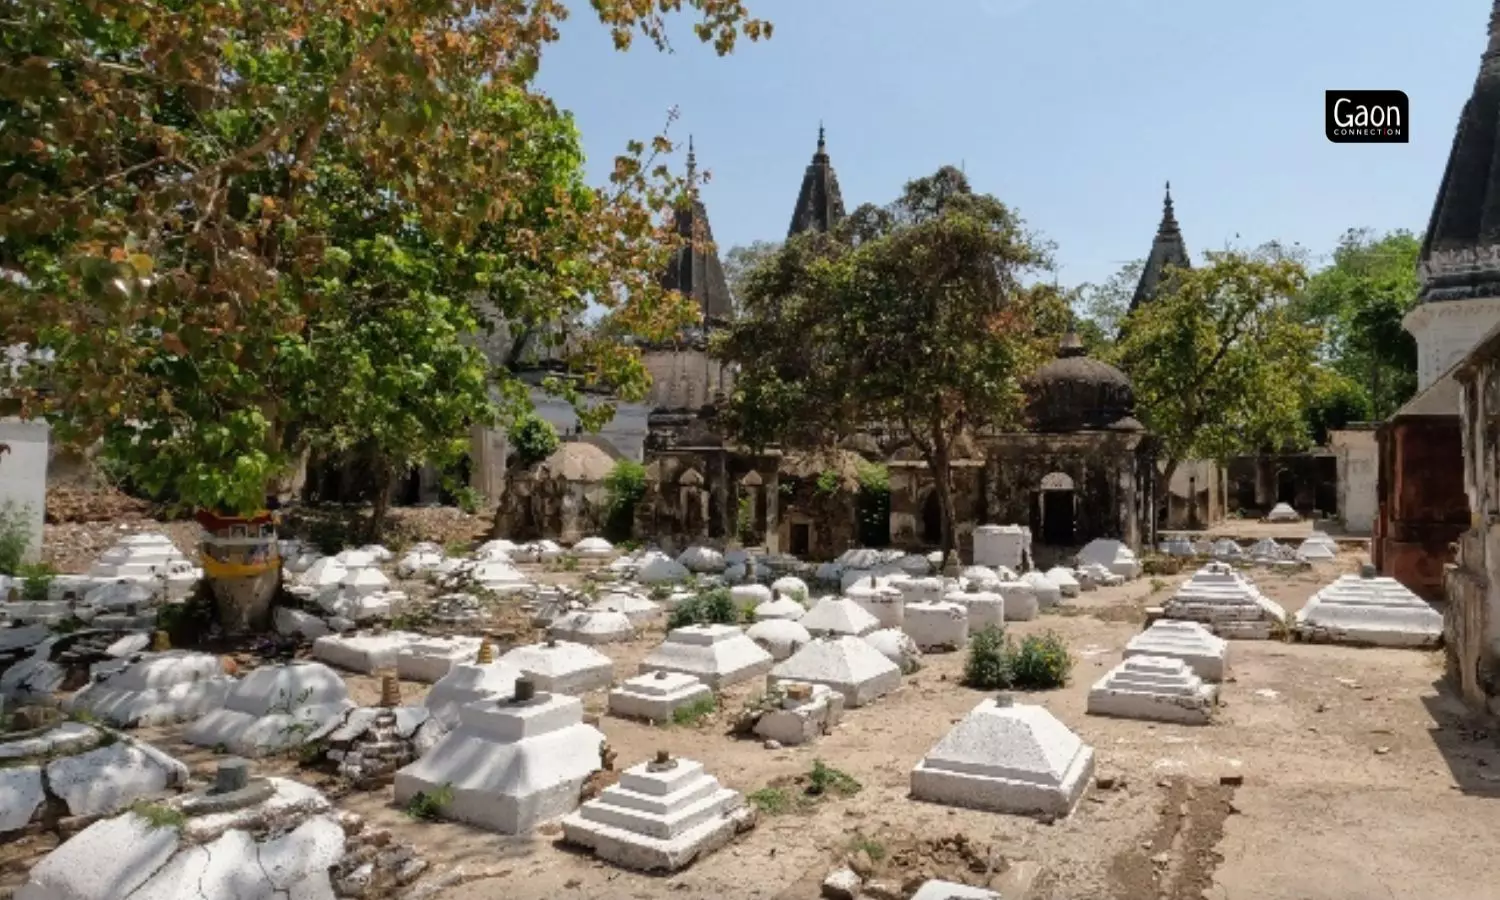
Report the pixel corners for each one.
[1377,2,1500,599]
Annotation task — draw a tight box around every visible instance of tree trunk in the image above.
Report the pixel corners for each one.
[370,460,394,543]
[929,433,959,571]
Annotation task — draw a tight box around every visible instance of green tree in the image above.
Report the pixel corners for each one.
[1117,249,1322,498]
[0,0,770,520]
[1072,259,1143,352]
[722,240,782,315]
[715,166,1054,567]
[1298,229,1421,419]
[508,413,560,469]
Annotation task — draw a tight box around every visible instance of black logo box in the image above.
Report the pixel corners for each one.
[1326,90,1409,144]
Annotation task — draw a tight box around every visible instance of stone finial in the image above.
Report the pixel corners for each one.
[654,669,669,680]
[869,575,876,587]
[379,673,401,708]
[152,630,171,652]
[785,683,813,702]
[648,748,678,772]
[1360,563,1377,579]
[475,639,495,664]
[546,637,558,649]
[214,758,251,795]
[513,676,537,703]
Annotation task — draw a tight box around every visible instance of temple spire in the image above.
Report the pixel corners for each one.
[686,135,698,188]
[787,122,847,238]
[662,136,732,328]
[1128,181,1192,315]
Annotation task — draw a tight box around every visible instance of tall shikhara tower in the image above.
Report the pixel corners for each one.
[1406,0,1500,390]
[786,125,847,238]
[1129,182,1191,315]
[662,137,734,330]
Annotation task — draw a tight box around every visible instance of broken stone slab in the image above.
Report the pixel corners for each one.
[394,689,606,834]
[501,640,615,694]
[549,609,635,646]
[588,592,661,624]
[844,580,904,629]
[753,681,845,746]
[424,660,525,728]
[1294,572,1444,648]
[768,636,902,708]
[0,765,45,832]
[183,661,353,757]
[0,720,98,761]
[608,671,713,724]
[66,651,236,727]
[863,628,923,674]
[1087,656,1218,725]
[1123,620,1229,682]
[800,597,880,638]
[1044,567,1082,598]
[911,697,1094,819]
[396,635,484,683]
[746,618,813,661]
[560,754,754,872]
[45,738,191,817]
[639,625,773,690]
[903,601,969,652]
[308,705,430,783]
[272,606,331,640]
[908,881,1002,900]
[311,630,422,674]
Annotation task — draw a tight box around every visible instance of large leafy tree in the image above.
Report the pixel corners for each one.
[1071,259,1143,352]
[1117,249,1322,498]
[715,166,1055,566]
[1297,229,1420,419]
[722,239,782,315]
[0,0,769,517]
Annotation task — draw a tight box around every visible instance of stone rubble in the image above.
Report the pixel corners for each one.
[184,661,354,757]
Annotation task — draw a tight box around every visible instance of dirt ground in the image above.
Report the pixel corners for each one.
[11,548,1500,900]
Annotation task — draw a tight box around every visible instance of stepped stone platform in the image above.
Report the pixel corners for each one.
[1087,656,1218,725]
[1294,569,1444,648]
[768,636,902,708]
[745,618,812,661]
[561,752,754,872]
[1123,620,1229,682]
[66,651,235,727]
[1161,563,1287,639]
[395,683,605,834]
[183,662,353,757]
[608,671,713,724]
[800,597,880,637]
[639,625,773,690]
[548,610,635,645]
[753,681,845,746]
[903,601,968,651]
[424,659,525,727]
[911,697,1094,819]
[501,640,615,694]
[396,635,483,683]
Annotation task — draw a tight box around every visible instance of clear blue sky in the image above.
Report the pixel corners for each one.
[537,0,1482,288]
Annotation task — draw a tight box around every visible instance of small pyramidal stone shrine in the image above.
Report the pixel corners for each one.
[394,676,606,834]
[561,750,755,872]
[768,635,902,708]
[1124,620,1229,682]
[1087,656,1218,725]
[1161,562,1287,639]
[640,624,774,689]
[910,695,1095,818]
[608,670,713,724]
[1294,565,1444,648]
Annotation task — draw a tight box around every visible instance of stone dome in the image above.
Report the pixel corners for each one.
[536,441,616,482]
[1025,331,1141,433]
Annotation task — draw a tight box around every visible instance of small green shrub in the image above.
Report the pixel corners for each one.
[669,695,716,727]
[404,782,455,821]
[806,759,861,797]
[18,562,55,602]
[854,461,889,493]
[736,495,754,543]
[963,626,1013,690]
[603,459,647,542]
[814,470,841,496]
[0,501,32,576]
[131,801,186,830]
[963,627,1072,691]
[509,414,559,468]
[667,587,738,629]
[849,834,886,861]
[748,787,791,814]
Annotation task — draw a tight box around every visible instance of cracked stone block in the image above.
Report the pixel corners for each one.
[183,662,353,757]
[753,681,844,746]
[0,765,44,833]
[639,625,772,690]
[608,671,712,724]
[67,651,236,727]
[45,740,191,818]
[768,636,902,708]
[912,698,1094,819]
[560,756,754,872]
[500,641,614,694]
[1294,572,1444,647]
[902,601,968,652]
[394,691,605,834]
[396,636,483,683]
[1087,656,1218,725]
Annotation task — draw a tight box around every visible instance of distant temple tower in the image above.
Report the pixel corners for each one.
[1129,182,1191,316]
[1404,1,1500,390]
[786,125,847,238]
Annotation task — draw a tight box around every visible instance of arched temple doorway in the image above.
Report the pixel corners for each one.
[921,490,943,545]
[1036,471,1077,545]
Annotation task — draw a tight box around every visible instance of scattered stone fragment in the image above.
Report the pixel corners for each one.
[753,681,845,746]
